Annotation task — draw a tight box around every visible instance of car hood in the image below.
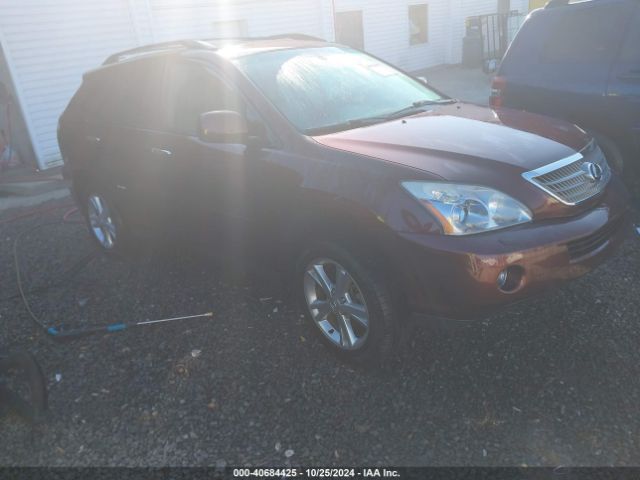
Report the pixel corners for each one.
[312,102,591,183]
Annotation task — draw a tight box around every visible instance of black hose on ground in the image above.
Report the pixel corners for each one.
[0,350,47,424]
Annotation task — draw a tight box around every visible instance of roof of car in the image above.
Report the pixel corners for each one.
[102,34,329,65]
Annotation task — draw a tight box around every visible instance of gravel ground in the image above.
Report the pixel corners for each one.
[1,194,639,467]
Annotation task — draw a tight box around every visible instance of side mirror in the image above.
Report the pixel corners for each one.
[417,76,429,85]
[199,110,248,143]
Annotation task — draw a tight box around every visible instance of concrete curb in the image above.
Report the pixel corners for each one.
[0,186,70,212]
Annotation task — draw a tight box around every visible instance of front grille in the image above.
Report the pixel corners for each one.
[522,141,611,205]
[566,216,623,261]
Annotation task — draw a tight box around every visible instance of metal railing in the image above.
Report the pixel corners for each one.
[466,11,526,63]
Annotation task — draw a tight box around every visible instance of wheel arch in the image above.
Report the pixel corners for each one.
[276,197,410,317]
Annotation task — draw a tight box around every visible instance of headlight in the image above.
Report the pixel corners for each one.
[402,182,532,235]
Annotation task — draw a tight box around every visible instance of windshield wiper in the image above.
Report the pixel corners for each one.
[384,98,456,120]
[305,98,456,136]
[305,117,390,135]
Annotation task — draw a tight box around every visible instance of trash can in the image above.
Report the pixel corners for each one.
[462,36,483,68]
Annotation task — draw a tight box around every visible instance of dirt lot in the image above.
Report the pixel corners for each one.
[1,195,639,467]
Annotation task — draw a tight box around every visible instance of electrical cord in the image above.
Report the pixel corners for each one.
[0,203,74,226]
[1,249,96,303]
[62,206,80,223]
[1,207,93,304]
[11,208,213,340]
[12,221,75,334]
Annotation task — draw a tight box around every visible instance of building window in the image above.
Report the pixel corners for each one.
[335,11,364,50]
[409,4,428,45]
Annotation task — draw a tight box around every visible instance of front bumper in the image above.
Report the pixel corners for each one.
[392,185,631,320]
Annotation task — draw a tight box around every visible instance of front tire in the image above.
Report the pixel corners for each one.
[297,242,398,366]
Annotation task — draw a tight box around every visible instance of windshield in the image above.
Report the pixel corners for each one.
[233,46,446,134]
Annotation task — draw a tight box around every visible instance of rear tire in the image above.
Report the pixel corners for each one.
[77,185,134,258]
[296,242,398,367]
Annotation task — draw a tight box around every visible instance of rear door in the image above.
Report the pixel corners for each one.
[58,80,100,186]
[95,58,169,231]
[606,5,640,152]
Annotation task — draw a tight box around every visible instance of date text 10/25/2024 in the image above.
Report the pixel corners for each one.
[233,468,401,478]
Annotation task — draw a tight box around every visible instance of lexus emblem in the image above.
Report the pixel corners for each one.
[581,162,603,183]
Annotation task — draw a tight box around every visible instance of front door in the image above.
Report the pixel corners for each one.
[156,59,264,257]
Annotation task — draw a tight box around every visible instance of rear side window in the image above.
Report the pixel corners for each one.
[79,70,117,123]
[539,6,626,64]
[82,58,165,129]
[65,80,90,119]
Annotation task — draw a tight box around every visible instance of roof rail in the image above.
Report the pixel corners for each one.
[102,34,325,65]
[203,33,326,44]
[265,33,325,42]
[102,39,212,65]
[545,0,618,7]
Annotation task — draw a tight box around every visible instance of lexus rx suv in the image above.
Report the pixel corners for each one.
[58,35,630,365]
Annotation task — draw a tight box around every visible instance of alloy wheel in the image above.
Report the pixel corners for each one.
[87,194,117,250]
[303,258,370,350]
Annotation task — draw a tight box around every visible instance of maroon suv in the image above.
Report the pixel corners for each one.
[58,36,630,364]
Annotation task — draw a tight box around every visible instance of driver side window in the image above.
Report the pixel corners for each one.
[165,61,242,136]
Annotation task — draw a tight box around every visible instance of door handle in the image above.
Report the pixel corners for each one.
[85,135,101,143]
[150,147,172,156]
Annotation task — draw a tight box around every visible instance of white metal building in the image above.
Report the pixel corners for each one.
[0,0,529,170]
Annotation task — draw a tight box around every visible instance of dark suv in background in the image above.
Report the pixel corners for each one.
[491,0,640,176]
[59,36,629,365]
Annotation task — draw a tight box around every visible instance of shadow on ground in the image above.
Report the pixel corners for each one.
[1,197,639,466]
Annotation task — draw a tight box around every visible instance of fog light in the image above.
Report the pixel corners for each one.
[497,266,524,293]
